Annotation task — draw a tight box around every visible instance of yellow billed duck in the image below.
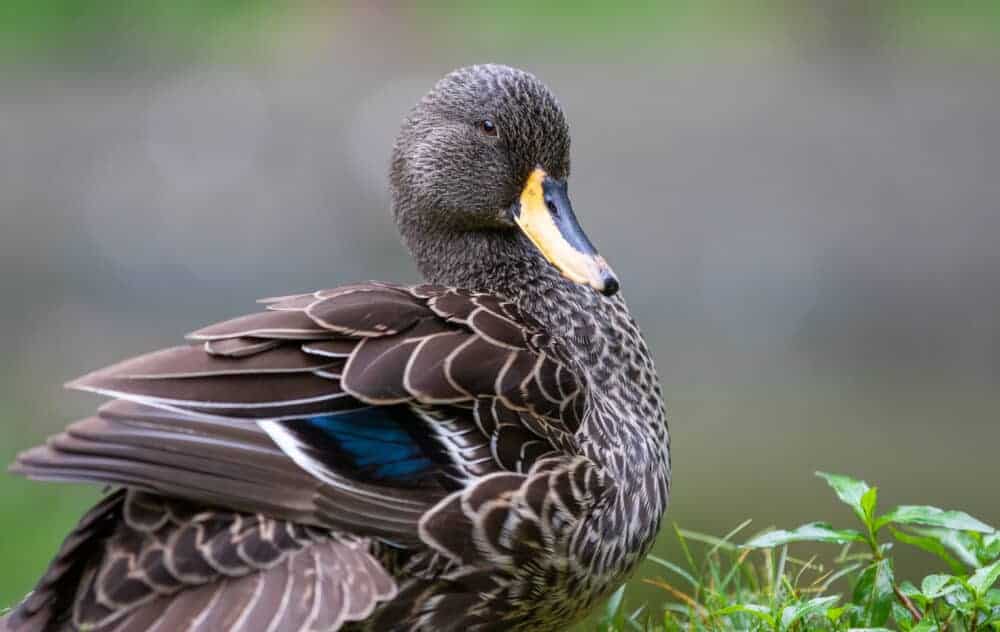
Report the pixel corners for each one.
[3,64,670,632]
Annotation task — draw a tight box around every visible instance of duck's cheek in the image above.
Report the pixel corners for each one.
[510,167,620,296]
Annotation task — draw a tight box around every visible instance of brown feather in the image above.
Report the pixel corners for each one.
[203,337,281,358]
[70,367,342,406]
[75,345,340,379]
[4,492,396,632]
[306,286,427,336]
[445,338,515,397]
[403,331,473,401]
[340,320,441,404]
[187,310,329,341]
[468,308,528,349]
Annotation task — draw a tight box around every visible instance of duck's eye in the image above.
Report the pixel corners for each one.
[478,119,498,137]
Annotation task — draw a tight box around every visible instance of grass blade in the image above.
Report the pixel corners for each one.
[646,555,698,589]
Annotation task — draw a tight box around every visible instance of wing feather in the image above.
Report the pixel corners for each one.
[187,310,330,341]
[2,492,396,632]
[12,403,431,542]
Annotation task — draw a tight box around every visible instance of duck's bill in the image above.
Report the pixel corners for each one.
[510,167,620,296]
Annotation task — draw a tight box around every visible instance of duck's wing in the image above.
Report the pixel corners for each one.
[11,283,586,545]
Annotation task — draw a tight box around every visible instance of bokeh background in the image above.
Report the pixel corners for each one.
[1,0,998,619]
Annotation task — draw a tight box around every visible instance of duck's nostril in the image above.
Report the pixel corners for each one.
[544,196,559,216]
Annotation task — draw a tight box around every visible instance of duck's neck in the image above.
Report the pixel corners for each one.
[403,220,548,298]
[404,219,607,343]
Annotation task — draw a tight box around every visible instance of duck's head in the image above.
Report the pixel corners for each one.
[391,64,619,297]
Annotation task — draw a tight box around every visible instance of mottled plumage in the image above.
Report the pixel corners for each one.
[3,65,669,632]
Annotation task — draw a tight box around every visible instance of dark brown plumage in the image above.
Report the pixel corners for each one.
[3,65,669,631]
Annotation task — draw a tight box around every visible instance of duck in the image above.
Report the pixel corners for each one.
[2,64,670,632]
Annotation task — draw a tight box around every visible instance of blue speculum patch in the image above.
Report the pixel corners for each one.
[306,408,435,481]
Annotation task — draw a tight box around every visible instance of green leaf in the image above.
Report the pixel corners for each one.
[876,505,995,533]
[714,603,774,626]
[983,533,1000,561]
[921,574,958,599]
[986,607,1000,626]
[914,527,986,568]
[743,522,867,548]
[969,559,1000,597]
[862,486,879,526]
[779,596,840,630]
[854,558,894,627]
[942,583,975,613]
[899,579,921,596]
[839,603,865,626]
[891,527,965,575]
[910,619,940,632]
[891,601,915,629]
[986,588,1000,607]
[816,471,872,524]
[826,605,845,623]
[899,580,928,610]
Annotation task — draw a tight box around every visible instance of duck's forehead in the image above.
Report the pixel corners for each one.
[499,89,570,178]
[487,69,571,168]
[436,66,563,118]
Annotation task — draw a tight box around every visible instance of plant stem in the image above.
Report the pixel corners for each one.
[893,584,922,623]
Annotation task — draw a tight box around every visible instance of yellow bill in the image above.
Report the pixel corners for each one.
[512,167,620,296]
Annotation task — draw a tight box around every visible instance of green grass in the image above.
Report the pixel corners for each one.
[595,472,1000,631]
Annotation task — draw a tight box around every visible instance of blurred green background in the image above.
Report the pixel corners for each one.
[1,0,999,617]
